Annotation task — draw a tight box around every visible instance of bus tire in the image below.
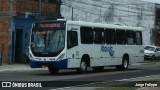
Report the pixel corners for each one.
[48,67,59,74]
[116,56,129,70]
[77,60,87,74]
[93,66,104,71]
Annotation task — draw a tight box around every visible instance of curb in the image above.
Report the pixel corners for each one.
[132,62,160,65]
[0,64,47,72]
[0,62,160,72]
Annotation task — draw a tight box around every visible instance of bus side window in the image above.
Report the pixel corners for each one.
[67,31,78,49]
[80,27,93,44]
[116,30,126,44]
[105,29,116,44]
[93,28,104,44]
[126,30,135,45]
[135,31,142,45]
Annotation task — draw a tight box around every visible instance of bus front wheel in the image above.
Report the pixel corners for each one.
[48,67,59,74]
[77,60,87,74]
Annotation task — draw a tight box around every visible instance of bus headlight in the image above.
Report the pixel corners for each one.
[57,53,65,61]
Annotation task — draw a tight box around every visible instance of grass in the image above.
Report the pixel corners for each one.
[94,81,159,90]
[139,59,160,64]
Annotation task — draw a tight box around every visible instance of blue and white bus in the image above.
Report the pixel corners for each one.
[28,20,144,74]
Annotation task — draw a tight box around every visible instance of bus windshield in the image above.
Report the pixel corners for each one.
[30,22,66,57]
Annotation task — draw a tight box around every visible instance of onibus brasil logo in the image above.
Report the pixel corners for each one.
[100,45,115,57]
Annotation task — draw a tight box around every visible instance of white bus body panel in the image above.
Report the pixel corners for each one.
[66,24,81,68]
[66,21,144,68]
[29,20,144,69]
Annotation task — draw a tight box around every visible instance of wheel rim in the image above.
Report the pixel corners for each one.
[123,59,128,68]
[81,61,86,70]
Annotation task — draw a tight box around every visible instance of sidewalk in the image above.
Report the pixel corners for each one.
[0,64,47,72]
[1,61,159,72]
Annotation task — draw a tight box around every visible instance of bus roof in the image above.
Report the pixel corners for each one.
[66,21,143,31]
[33,20,143,31]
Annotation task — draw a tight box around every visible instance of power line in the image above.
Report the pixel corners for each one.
[62,0,155,16]
[7,0,157,17]
[63,1,154,13]
[65,0,155,9]
[62,2,155,17]
[65,0,154,6]
[61,1,156,26]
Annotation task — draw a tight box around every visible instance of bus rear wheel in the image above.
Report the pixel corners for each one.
[48,67,59,74]
[116,56,129,70]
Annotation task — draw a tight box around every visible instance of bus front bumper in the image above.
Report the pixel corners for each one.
[29,59,68,69]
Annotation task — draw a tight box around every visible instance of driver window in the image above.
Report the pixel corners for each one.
[67,31,78,49]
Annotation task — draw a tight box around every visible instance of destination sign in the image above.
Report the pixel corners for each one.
[39,23,60,28]
[36,32,46,35]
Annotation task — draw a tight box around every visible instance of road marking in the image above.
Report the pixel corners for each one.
[116,74,160,81]
[50,74,160,90]
[48,69,143,81]
[50,87,99,90]
[50,87,70,90]
[50,81,115,90]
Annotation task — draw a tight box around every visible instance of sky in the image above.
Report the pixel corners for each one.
[142,0,160,3]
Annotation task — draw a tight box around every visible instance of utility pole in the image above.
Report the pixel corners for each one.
[39,0,42,16]
[57,0,62,18]
[71,7,73,20]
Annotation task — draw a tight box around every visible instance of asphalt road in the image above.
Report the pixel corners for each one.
[0,63,160,90]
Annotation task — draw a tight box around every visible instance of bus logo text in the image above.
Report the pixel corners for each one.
[100,45,115,57]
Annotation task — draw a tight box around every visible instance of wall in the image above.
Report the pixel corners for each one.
[0,17,10,64]
[0,0,10,64]
[11,16,34,64]
[15,0,57,16]
[0,0,58,64]
[0,0,9,11]
[61,0,155,45]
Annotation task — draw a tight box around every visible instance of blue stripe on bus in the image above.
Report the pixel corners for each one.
[29,59,68,69]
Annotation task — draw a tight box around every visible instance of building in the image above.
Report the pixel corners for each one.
[61,0,158,46]
[0,0,60,64]
[154,4,160,46]
[1,0,160,65]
